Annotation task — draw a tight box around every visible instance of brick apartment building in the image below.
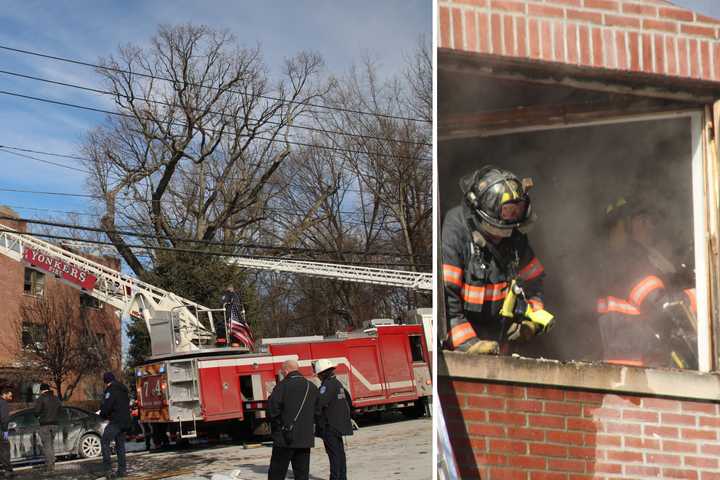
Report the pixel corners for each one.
[438,0,720,478]
[0,206,122,403]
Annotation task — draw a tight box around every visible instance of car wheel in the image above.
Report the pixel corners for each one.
[78,433,102,458]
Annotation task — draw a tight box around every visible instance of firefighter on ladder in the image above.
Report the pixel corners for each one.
[220,284,254,350]
[442,166,554,354]
[597,195,697,369]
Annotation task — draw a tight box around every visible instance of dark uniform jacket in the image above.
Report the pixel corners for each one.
[317,374,353,437]
[442,204,545,351]
[0,398,9,432]
[100,381,132,431]
[597,241,685,368]
[33,391,61,425]
[268,371,319,449]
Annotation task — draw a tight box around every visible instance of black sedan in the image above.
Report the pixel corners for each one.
[7,406,107,464]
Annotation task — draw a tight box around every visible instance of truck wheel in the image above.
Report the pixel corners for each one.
[402,398,427,419]
[78,433,102,458]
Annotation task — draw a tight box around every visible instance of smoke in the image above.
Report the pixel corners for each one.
[439,117,694,363]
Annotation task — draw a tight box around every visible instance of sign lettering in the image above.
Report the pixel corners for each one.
[23,248,98,291]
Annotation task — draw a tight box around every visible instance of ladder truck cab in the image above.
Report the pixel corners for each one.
[135,321,432,440]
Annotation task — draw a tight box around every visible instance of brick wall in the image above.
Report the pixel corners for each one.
[438,0,720,82]
[440,377,720,479]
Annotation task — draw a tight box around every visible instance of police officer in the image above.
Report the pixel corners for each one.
[0,387,13,479]
[99,372,132,479]
[267,360,319,480]
[313,359,353,480]
[33,383,61,472]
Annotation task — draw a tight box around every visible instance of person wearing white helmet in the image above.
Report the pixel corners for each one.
[313,359,353,480]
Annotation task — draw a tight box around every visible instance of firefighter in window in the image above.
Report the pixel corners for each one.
[597,196,697,369]
[442,166,554,355]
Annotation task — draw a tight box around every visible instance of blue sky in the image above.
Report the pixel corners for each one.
[670,0,720,18]
[0,1,431,221]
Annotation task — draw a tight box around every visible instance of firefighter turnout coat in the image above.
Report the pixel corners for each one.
[442,204,545,351]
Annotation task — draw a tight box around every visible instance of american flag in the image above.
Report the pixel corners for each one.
[223,290,254,350]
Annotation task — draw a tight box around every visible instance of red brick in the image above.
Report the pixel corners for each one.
[643,398,681,411]
[458,409,487,422]
[686,456,719,469]
[623,409,658,422]
[547,431,583,445]
[666,36,677,75]
[568,446,595,459]
[527,387,564,401]
[701,41,711,79]
[647,453,682,466]
[664,440,697,454]
[623,3,657,16]
[439,7,451,48]
[594,434,622,447]
[528,4,564,18]
[682,401,718,415]
[530,473,566,480]
[467,395,505,409]
[591,27,602,67]
[626,465,662,477]
[547,0,581,6]
[659,7,694,22]
[643,19,677,33]
[583,0,618,11]
[678,37,689,76]
[548,458,585,473]
[554,21,564,62]
[479,12,490,53]
[491,13,503,55]
[507,426,545,442]
[476,453,508,465]
[469,437,486,451]
[579,24,591,65]
[654,34,665,73]
[454,0,487,5]
[468,423,505,437]
[491,0,525,14]
[606,450,643,463]
[682,427,717,441]
[645,425,679,438]
[529,443,567,457]
[697,14,720,26]
[490,439,527,455]
[489,411,526,426]
[465,11,478,52]
[541,20,553,61]
[564,391,603,404]
[452,8,464,50]
[681,24,717,39]
[567,23,578,64]
[702,473,720,480]
[567,9,602,23]
[503,14,514,55]
[507,399,542,413]
[662,469,698,480]
[489,468,528,480]
[702,444,720,455]
[628,31,640,71]
[513,455,546,469]
[625,437,660,450]
[546,402,582,417]
[604,14,640,29]
[567,418,596,432]
[516,16,526,57]
[529,415,564,429]
[594,463,622,474]
[529,18,541,59]
[662,413,697,426]
[604,422,641,435]
[616,30,628,69]
[700,415,720,428]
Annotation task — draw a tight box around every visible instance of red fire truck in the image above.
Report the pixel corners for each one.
[135,322,432,439]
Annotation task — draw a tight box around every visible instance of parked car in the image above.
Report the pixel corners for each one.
[7,406,107,464]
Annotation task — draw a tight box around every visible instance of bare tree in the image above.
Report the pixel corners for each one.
[15,288,116,400]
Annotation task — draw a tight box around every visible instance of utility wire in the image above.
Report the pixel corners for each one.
[0,89,431,162]
[4,229,430,269]
[0,44,431,124]
[0,68,431,147]
[0,215,431,260]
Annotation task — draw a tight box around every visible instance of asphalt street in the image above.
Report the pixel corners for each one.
[9,414,432,479]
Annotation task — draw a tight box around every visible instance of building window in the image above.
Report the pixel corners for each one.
[23,268,45,296]
[409,335,424,362]
[21,322,46,350]
[80,293,100,309]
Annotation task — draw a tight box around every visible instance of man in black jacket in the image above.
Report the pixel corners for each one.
[267,360,319,480]
[33,383,61,472]
[314,359,353,480]
[99,372,131,479]
[0,387,13,478]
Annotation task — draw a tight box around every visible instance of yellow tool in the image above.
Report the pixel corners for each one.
[500,280,555,334]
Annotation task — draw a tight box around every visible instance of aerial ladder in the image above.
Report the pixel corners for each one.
[0,222,432,358]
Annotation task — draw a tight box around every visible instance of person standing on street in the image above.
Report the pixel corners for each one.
[267,360,319,480]
[314,360,353,480]
[33,383,61,473]
[0,388,14,479]
[99,372,132,479]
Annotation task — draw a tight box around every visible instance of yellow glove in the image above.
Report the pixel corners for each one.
[465,340,500,355]
[506,320,538,341]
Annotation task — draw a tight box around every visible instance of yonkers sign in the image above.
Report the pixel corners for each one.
[23,248,98,291]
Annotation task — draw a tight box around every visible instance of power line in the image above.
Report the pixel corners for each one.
[4,229,430,269]
[0,89,431,162]
[0,214,430,259]
[0,44,431,124]
[0,68,431,147]
[0,147,88,173]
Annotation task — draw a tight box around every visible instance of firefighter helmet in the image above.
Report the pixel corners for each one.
[313,359,335,375]
[604,195,657,227]
[460,166,535,237]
